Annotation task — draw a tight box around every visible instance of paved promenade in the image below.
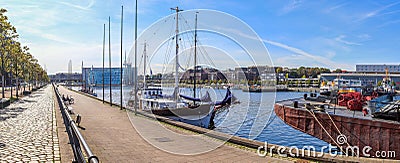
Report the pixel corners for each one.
[0,86,60,162]
[57,86,293,162]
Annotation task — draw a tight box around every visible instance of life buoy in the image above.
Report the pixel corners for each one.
[338,94,344,101]
[347,99,362,111]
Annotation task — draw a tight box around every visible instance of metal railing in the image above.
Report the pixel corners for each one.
[52,83,99,163]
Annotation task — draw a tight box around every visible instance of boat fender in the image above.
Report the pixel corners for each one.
[214,105,222,111]
[362,107,369,116]
[293,101,299,108]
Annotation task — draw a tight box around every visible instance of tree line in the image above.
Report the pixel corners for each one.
[1,8,49,97]
[275,66,340,78]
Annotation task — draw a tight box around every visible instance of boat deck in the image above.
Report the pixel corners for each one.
[277,97,400,124]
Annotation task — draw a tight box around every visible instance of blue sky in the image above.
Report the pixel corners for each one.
[1,0,400,74]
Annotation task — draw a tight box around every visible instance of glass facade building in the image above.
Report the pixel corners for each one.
[82,67,136,86]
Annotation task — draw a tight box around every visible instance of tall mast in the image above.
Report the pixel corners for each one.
[109,16,112,106]
[120,5,124,110]
[124,50,126,85]
[193,12,198,101]
[102,23,105,103]
[82,61,85,90]
[134,0,138,115]
[143,42,147,89]
[171,6,183,101]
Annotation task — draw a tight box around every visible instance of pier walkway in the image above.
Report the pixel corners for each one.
[57,86,291,162]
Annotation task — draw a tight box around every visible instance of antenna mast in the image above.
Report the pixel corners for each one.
[193,12,198,102]
[143,42,147,89]
[171,6,183,102]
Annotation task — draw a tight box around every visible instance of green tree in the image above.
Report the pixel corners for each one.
[333,69,342,73]
[275,67,283,74]
[1,8,49,97]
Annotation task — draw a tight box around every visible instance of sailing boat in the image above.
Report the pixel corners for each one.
[137,8,214,128]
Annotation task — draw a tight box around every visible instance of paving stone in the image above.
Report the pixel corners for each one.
[0,86,59,162]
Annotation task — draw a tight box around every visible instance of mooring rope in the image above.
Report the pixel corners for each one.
[305,108,347,155]
[325,111,353,147]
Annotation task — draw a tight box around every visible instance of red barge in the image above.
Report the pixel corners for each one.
[274,96,400,160]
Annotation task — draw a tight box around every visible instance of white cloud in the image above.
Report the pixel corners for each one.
[212,26,352,69]
[17,26,76,45]
[377,19,400,28]
[334,35,362,46]
[59,0,95,11]
[326,51,336,58]
[357,34,371,40]
[357,1,400,22]
[325,2,348,13]
[264,40,352,69]
[280,0,302,15]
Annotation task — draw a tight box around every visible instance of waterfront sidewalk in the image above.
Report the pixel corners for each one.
[0,86,60,162]
[57,86,292,162]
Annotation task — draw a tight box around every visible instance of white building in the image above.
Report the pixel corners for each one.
[356,64,400,73]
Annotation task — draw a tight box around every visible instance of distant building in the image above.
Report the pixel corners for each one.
[234,66,275,82]
[320,73,400,87]
[123,63,136,85]
[49,73,82,84]
[234,67,249,81]
[180,66,227,82]
[68,60,72,74]
[82,67,136,87]
[287,78,319,87]
[356,64,400,73]
[221,69,235,82]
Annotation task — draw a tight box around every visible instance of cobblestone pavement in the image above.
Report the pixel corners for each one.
[0,86,60,163]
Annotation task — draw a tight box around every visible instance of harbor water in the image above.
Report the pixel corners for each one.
[70,86,329,152]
